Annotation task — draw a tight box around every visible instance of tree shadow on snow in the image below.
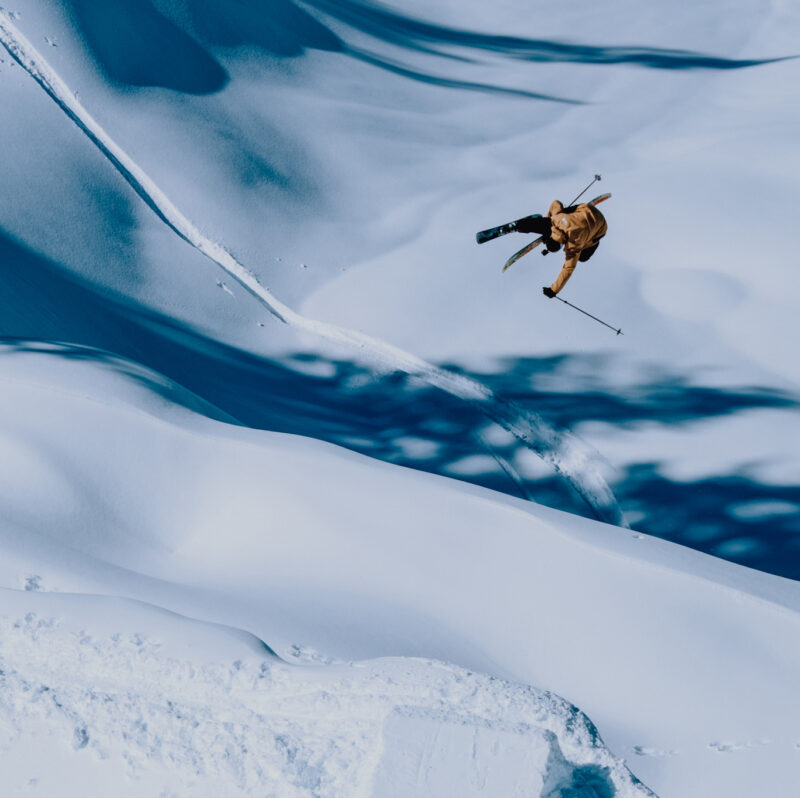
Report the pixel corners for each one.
[1,229,798,580]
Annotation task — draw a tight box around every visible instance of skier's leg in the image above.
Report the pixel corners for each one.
[515,215,551,235]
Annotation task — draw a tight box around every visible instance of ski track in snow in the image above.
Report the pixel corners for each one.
[0,609,651,797]
[0,13,626,529]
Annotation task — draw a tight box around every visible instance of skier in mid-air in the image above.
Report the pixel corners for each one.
[514,199,607,297]
[475,179,622,334]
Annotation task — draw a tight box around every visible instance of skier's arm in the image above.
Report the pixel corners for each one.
[550,252,579,294]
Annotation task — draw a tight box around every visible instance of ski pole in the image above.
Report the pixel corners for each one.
[554,295,623,335]
[567,174,601,207]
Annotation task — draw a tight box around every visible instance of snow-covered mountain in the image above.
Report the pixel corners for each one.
[1,2,798,796]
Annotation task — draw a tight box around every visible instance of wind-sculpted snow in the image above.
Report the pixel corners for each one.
[59,0,793,101]
[0,595,653,797]
[344,47,582,103]
[308,0,794,70]
[0,12,626,528]
[65,0,229,94]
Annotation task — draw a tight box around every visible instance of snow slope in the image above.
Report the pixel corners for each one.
[1,0,798,575]
[1,0,799,795]
[0,9,628,530]
[0,347,652,797]
[2,590,641,798]
[1,346,799,796]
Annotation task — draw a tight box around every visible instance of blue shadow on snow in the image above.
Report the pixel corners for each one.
[64,0,229,93]
[306,0,793,70]
[60,0,791,100]
[0,229,799,580]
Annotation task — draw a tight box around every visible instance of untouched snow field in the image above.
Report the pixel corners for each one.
[1,1,799,796]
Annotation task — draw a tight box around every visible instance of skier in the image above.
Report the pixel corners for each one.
[515,199,607,297]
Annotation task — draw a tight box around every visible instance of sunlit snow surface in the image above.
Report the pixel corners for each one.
[1,1,799,796]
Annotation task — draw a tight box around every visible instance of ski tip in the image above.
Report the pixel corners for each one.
[502,255,519,272]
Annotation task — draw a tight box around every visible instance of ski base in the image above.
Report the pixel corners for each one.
[503,236,543,272]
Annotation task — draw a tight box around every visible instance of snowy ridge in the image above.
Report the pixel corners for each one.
[0,591,651,798]
[0,12,625,528]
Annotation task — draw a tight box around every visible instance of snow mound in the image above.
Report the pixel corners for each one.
[0,590,649,798]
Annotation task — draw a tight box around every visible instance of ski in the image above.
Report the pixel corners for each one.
[503,236,543,272]
[501,193,611,273]
[582,192,611,208]
[476,193,611,246]
[475,214,543,245]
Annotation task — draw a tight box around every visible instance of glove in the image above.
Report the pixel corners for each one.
[542,286,556,298]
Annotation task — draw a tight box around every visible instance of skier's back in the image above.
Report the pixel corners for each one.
[516,200,607,296]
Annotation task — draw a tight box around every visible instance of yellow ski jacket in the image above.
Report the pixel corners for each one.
[546,200,607,294]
